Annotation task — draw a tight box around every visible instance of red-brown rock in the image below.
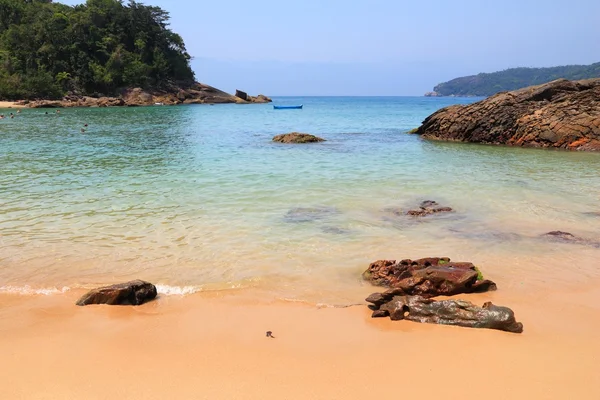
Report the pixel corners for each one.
[362,257,496,297]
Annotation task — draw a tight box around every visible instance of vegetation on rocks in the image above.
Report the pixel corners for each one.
[432,62,600,97]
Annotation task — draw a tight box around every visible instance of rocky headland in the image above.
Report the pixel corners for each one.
[415,78,600,151]
[15,83,271,108]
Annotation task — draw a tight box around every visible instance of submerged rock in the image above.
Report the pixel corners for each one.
[406,200,453,217]
[541,231,600,248]
[321,226,351,235]
[447,227,523,242]
[272,132,326,143]
[362,257,496,297]
[284,206,338,223]
[415,78,600,151]
[76,280,157,306]
[366,294,523,333]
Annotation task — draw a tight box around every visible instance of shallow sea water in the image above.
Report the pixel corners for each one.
[1,97,599,303]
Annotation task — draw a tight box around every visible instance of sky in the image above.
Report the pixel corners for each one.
[61,0,600,95]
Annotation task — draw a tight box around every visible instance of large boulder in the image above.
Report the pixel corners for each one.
[362,257,496,297]
[76,280,157,306]
[273,132,326,143]
[251,94,272,103]
[366,294,523,333]
[415,78,600,151]
[235,89,249,101]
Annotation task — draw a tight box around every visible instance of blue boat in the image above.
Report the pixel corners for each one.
[273,104,303,110]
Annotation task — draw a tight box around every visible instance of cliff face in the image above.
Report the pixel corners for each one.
[416,79,600,151]
[19,83,271,108]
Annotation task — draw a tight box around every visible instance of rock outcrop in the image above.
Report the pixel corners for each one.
[20,83,271,108]
[76,280,157,306]
[415,78,600,151]
[362,257,496,297]
[272,132,326,143]
[366,294,524,333]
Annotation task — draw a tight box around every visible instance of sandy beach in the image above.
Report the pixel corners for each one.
[0,101,25,109]
[1,280,599,400]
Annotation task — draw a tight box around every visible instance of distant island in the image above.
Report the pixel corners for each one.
[0,0,268,105]
[426,62,600,97]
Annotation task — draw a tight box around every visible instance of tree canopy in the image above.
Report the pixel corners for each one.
[433,62,600,97]
[0,0,195,100]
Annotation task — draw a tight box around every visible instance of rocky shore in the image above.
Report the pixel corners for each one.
[415,78,600,151]
[13,83,271,108]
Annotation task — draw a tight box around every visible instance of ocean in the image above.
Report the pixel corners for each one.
[1,97,599,303]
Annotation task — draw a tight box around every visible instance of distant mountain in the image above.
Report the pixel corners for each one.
[429,62,600,97]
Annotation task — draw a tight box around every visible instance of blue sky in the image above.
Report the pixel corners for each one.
[61,0,600,95]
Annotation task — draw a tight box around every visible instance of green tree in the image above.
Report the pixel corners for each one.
[0,0,195,100]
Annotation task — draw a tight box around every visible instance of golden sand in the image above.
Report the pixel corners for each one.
[0,101,25,108]
[1,282,599,400]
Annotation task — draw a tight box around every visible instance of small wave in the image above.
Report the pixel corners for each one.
[155,284,200,296]
[0,285,70,295]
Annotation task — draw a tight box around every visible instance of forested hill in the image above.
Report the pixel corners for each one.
[0,0,195,100]
[431,62,600,97]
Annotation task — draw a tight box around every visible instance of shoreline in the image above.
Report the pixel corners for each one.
[1,282,600,399]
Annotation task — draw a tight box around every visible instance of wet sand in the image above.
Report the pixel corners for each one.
[1,283,599,400]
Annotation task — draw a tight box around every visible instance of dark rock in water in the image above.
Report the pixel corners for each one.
[366,294,523,333]
[541,231,600,248]
[76,280,157,306]
[415,78,600,151]
[321,226,350,235]
[447,227,522,242]
[273,132,326,143]
[362,257,496,297]
[406,200,453,217]
[543,230,578,240]
[284,206,338,223]
[582,211,600,217]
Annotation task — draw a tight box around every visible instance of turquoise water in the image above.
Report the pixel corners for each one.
[1,97,600,302]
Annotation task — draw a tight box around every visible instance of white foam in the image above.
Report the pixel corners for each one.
[155,284,200,296]
[0,285,70,296]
